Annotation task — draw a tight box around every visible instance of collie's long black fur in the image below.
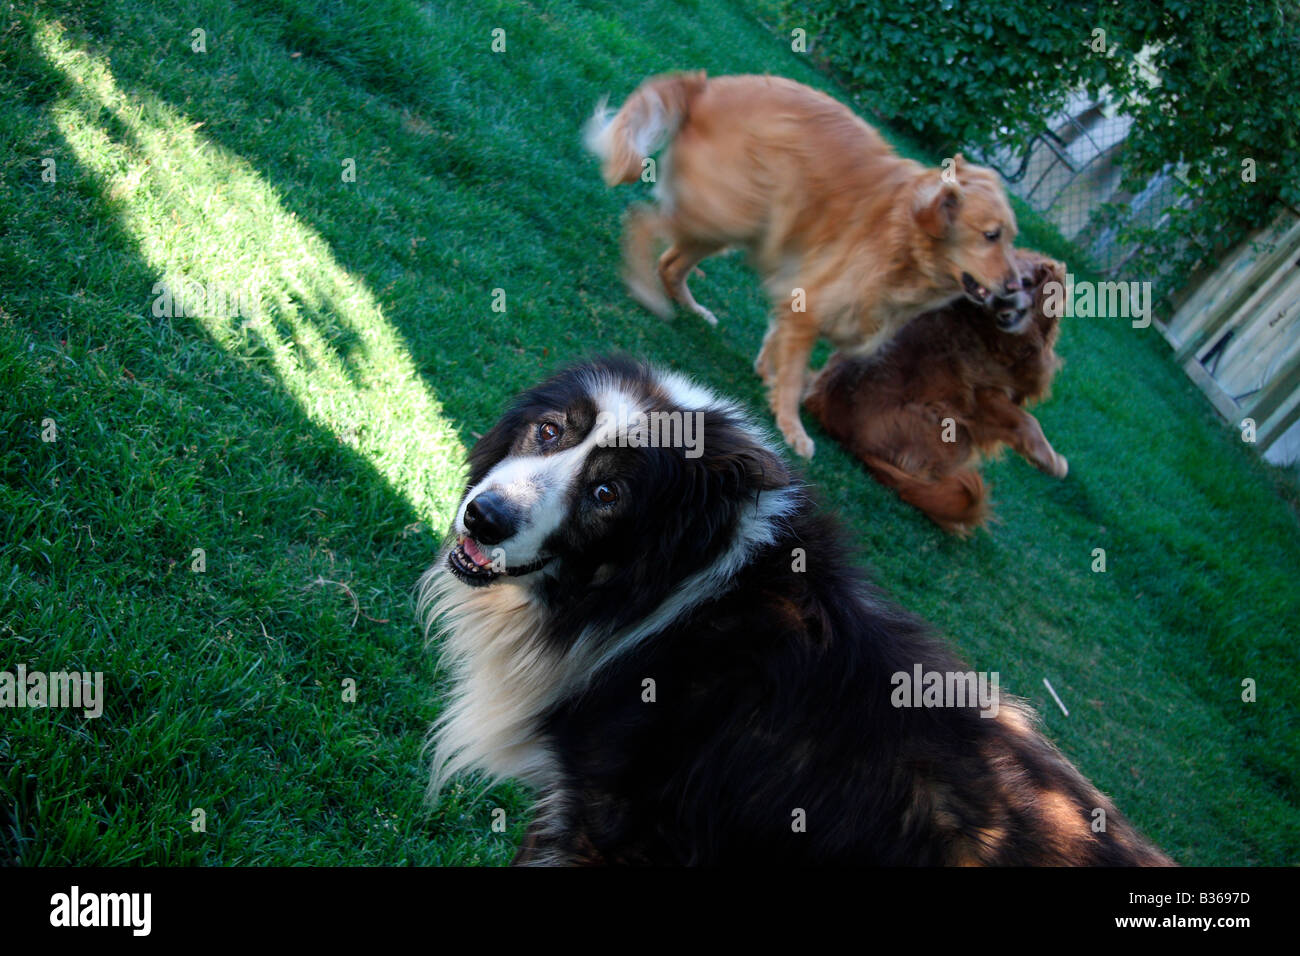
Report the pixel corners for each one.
[419,356,1170,866]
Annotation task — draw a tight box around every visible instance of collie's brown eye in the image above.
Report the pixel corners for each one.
[538,422,561,443]
[984,228,1001,242]
[592,482,618,505]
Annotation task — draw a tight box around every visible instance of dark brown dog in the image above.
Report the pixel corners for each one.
[805,250,1067,535]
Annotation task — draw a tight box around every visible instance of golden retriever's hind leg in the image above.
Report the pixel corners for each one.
[658,241,722,327]
[754,320,779,387]
[621,204,672,319]
[768,322,819,458]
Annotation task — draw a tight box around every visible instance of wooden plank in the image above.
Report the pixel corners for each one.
[1181,358,1242,422]
[1213,266,1300,404]
[1259,382,1300,457]
[1172,215,1300,363]
[1251,348,1300,434]
[1165,221,1276,346]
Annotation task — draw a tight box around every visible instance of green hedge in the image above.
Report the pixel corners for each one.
[779,0,1300,302]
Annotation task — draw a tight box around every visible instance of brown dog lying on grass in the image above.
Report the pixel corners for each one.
[584,71,1029,459]
[805,250,1068,535]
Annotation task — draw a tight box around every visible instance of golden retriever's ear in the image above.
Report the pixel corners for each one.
[915,174,962,240]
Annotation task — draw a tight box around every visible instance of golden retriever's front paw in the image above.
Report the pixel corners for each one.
[780,423,815,459]
[693,305,719,327]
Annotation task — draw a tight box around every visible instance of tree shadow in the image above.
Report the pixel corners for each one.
[0,13,531,865]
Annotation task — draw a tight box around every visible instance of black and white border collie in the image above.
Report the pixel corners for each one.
[418,356,1170,866]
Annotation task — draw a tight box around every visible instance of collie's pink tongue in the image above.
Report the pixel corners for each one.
[462,537,490,567]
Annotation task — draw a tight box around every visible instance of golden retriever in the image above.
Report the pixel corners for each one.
[585,71,1027,457]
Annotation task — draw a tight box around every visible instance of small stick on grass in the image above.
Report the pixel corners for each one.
[1042,677,1070,717]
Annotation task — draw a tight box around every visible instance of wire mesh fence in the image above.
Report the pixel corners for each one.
[973,90,1190,278]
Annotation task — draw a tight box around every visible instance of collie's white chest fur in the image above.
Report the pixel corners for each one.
[418,564,571,798]
[418,484,799,802]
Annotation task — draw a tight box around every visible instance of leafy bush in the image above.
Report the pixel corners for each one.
[780,0,1300,302]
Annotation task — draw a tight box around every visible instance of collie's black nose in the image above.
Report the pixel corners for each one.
[464,491,517,546]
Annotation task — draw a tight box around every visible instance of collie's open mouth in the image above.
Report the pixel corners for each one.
[447,535,550,587]
[961,272,992,303]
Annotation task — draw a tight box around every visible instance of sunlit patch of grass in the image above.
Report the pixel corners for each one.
[36,18,463,525]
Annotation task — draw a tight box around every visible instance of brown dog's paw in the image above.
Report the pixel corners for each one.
[1038,450,1068,478]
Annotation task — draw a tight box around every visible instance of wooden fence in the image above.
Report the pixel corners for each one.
[1161,213,1300,466]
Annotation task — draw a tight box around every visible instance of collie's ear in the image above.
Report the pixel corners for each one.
[698,418,791,492]
[728,444,791,492]
[914,174,963,240]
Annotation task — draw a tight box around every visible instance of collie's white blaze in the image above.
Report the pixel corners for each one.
[453,386,643,568]
[422,367,798,804]
[658,368,791,468]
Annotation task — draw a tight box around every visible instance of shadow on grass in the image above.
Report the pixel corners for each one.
[0,15,532,864]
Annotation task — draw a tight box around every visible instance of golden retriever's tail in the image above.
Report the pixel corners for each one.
[583,71,708,186]
[862,456,988,535]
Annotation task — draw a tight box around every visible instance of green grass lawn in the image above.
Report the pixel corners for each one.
[1,0,1296,866]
